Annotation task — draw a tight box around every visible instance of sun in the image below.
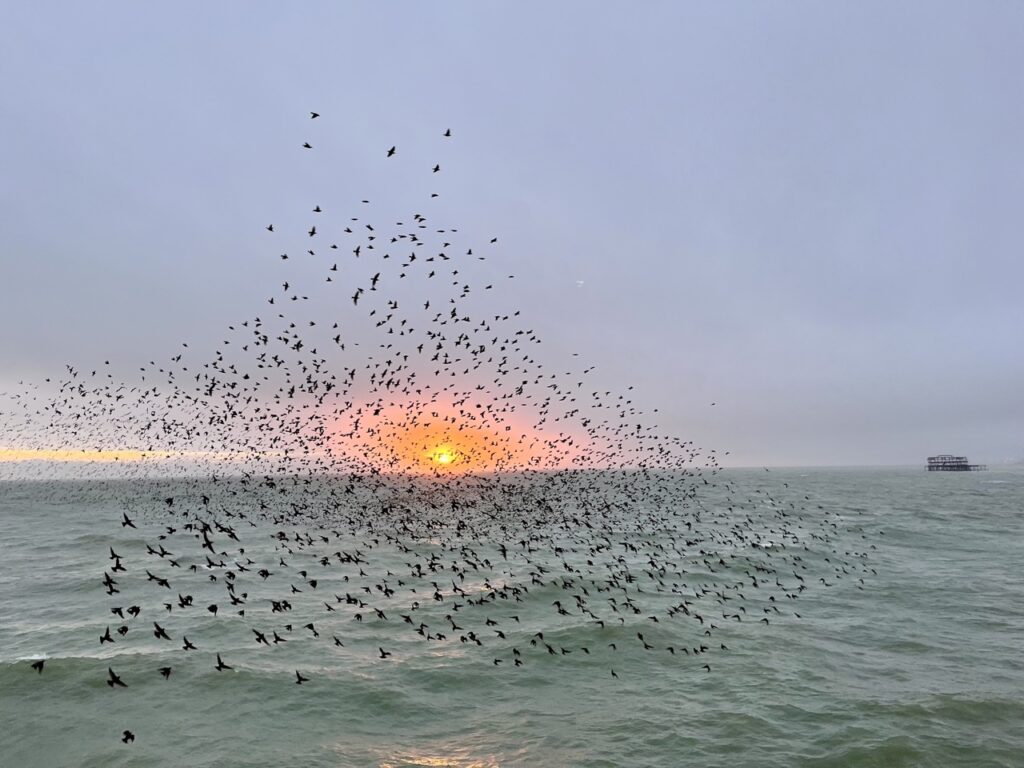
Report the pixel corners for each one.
[429,444,458,467]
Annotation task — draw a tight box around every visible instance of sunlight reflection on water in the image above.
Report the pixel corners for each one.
[380,757,499,768]
[371,749,503,768]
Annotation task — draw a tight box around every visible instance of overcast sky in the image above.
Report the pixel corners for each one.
[1,2,1022,467]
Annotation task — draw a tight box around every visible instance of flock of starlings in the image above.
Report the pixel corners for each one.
[4,113,876,746]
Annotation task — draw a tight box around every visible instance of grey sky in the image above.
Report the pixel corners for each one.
[2,2,1022,467]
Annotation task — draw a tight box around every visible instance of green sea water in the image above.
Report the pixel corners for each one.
[1,467,1021,767]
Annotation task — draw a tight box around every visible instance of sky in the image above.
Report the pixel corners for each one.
[1,2,1022,467]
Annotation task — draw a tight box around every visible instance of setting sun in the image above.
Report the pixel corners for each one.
[430,445,457,466]
[333,397,581,475]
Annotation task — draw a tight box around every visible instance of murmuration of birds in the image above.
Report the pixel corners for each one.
[2,113,878,745]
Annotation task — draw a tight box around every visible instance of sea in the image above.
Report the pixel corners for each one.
[1,467,1021,768]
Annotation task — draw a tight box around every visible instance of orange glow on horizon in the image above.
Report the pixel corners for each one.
[0,448,180,463]
[0,448,248,464]
[327,398,583,475]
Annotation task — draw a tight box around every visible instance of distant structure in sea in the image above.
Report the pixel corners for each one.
[927,455,987,471]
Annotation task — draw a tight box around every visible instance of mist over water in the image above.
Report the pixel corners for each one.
[3,467,1021,768]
